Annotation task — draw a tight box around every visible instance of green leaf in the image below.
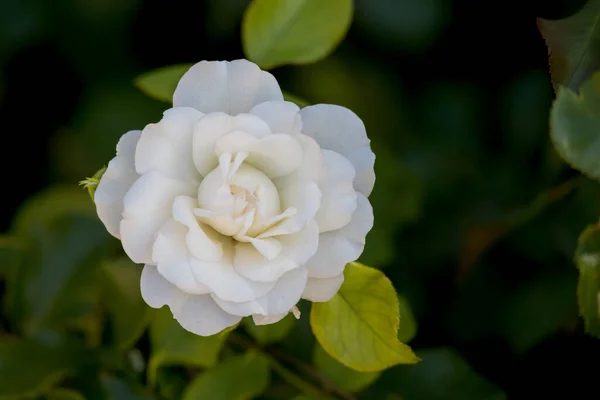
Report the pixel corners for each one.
[7,186,115,335]
[397,296,418,343]
[380,348,506,400]
[243,313,296,345]
[313,344,380,392]
[101,376,155,400]
[575,224,600,338]
[79,166,106,201]
[310,262,419,372]
[550,70,600,180]
[46,388,86,400]
[291,396,333,400]
[148,307,229,384]
[182,350,270,400]
[0,334,90,399]
[134,63,192,103]
[538,0,600,91]
[101,258,151,350]
[242,0,353,69]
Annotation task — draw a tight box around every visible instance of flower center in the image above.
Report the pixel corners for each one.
[194,152,297,260]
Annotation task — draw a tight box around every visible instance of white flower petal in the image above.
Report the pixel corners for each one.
[173,60,283,115]
[175,294,242,336]
[250,101,302,133]
[306,193,374,279]
[302,274,344,302]
[135,107,203,184]
[216,132,303,178]
[193,112,271,176]
[153,219,212,294]
[212,267,307,317]
[120,172,195,264]
[140,265,241,336]
[300,104,375,196]
[172,196,223,262]
[95,130,141,238]
[259,181,321,237]
[252,313,288,326]
[315,150,358,233]
[234,220,319,282]
[274,134,324,186]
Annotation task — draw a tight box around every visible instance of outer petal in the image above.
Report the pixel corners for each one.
[306,194,374,279]
[301,274,344,302]
[193,112,271,176]
[252,313,288,325]
[212,267,307,317]
[135,107,203,184]
[314,150,358,233]
[173,60,283,115]
[94,130,141,238]
[140,265,241,336]
[234,220,319,282]
[300,104,375,196]
[249,101,302,134]
[120,172,195,264]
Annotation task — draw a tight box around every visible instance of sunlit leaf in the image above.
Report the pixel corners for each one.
[134,63,192,103]
[243,313,296,345]
[538,0,600,91]
[550,71,600,180]
[148,307,228,384]
[101,258,151,350]
[313,344,380,392]
[379,348,506,400]
[310,262,419,372]
[0,334,90,399]
[182,350,270,400]
[575,224,600,338]
[242,0,353,69]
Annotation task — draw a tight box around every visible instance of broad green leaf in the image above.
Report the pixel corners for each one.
[7,186,115,335]
[134,63,192,103]
[575,224,600,338]
[182,350,270,400]
[313,344,380,392]
[101,258,151,350]
[538,0,600,91]
[243,313,295,345]
[379,348,506,400]
[0,334,90,399]
[242,0,353,69]
[397,296,418,343]
[310,262,419,372]
[550,71,600,180]
[148,307,228,384]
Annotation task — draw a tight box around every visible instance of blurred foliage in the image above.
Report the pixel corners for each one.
[2,0,600,399]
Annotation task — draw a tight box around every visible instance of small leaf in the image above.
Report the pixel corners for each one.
[79,166,106,201]
[101,258,151,350]
[148,307,228,384]
[380,348,506,400]
[310,262,419,372]
[134,64,192,103]
[575,224,600,338]
[313,344,380,392]
[182,350,270,400]
[550,70,600,180]
[243,313,296,345]
[242,0,353,69]
[397,296,418,343]
[538,0,600,91]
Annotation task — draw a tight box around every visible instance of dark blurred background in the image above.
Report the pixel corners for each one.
[1,0,598,398]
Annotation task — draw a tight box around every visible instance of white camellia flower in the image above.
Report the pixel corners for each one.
[94,60,375,336]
